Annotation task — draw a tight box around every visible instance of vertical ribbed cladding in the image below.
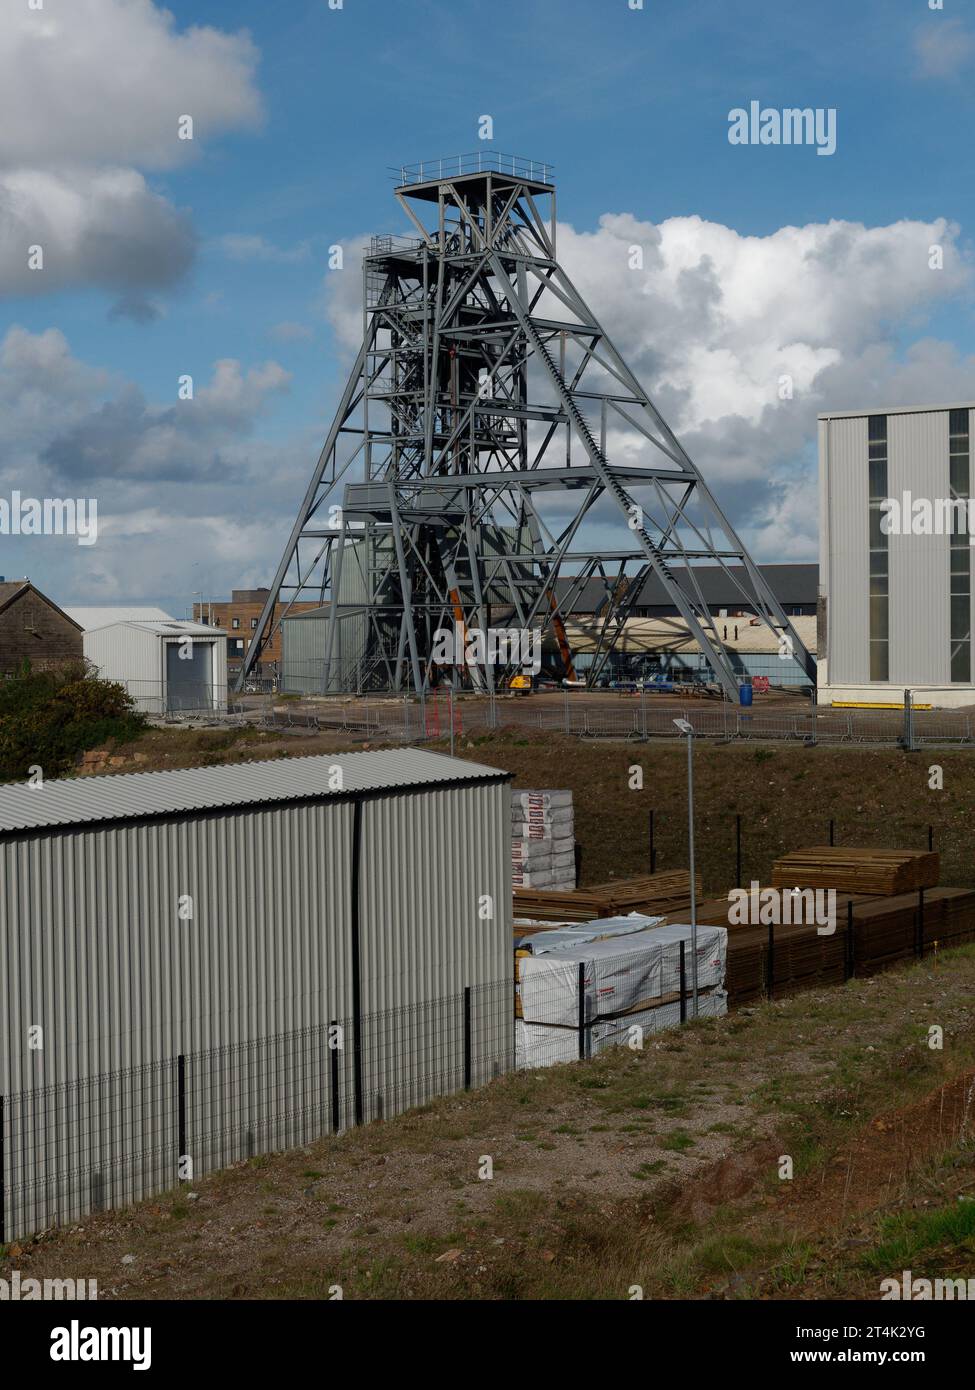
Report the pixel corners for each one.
[0,762,511,1238]
[1,800,357,1238]
[888,409,950,684]
[356,781,513,1120]
[823,414,870,683]
[0,801,355,1089]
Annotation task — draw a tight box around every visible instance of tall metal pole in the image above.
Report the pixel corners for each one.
[686,730,699,1016]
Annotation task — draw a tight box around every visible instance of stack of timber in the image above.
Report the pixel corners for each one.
[771,847,939,895]
[851,886,975,975]
[513,871,702,923]
[721,922,846,1005]
[662,884,975,1005]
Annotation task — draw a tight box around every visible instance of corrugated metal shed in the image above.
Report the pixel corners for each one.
[280,604,371,694]
[0,747,507,833]
[73,617,229,715]
[0,748,513,1241]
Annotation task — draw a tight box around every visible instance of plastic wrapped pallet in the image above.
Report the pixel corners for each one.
[518,924,728,1028]
[514,913,663,953]
[515,989,728,1069]
[512,790,574,815]
[512,787,576,891]
[512,818,574,842]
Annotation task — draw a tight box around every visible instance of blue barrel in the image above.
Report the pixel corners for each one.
[739,682,753,707]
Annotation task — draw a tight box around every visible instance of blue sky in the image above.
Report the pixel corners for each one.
[2,0,974,613]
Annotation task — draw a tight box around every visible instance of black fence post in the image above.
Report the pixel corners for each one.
[766,922,775,1000]
[916,887,925,959]
[463,986,472,1091]
[649,809,657,875]
[574,842,583,886]
[679,941,687,1024]
[845,899,855,981]
[177,1055,186,1181]
[735,814,742,890]
[578,962,587,1060]
[330,1022,340,1134]
[828,819,835,847]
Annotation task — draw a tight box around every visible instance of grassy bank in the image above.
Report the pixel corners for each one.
[6,946,975,1300]
[93,722,972,892]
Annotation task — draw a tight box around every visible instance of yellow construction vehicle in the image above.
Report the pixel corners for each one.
[509,672,533,696]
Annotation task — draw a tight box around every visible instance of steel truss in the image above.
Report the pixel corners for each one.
[240,152,815,700]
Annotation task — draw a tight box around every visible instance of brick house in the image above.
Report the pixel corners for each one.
[193,588,317,676]
[0,579,84,676]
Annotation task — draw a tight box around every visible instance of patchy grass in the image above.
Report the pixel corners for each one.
[4,946,975,1300]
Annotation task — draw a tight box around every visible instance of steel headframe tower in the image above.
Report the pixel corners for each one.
[240,151,815,700]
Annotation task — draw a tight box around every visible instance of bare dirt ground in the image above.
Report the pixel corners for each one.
[7,947,975,1300]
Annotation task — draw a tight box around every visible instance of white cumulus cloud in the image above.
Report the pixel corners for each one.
[0,0,263,311]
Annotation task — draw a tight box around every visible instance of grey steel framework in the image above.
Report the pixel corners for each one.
[240,151,815,700]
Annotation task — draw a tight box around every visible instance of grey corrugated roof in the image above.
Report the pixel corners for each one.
[66,606,174,629]
[0,748,508,835]
[556,563,818,613]
[818,402,975,421]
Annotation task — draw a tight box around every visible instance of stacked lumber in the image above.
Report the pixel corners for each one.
[688,885,975,1005]
[932,886,975,948]
[666,889,875,933]
[513,870,702,923]
[771,847,939,895]
[722,921,846,1005]
[852,886,975,975]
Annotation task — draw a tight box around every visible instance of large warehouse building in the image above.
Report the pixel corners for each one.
[818,401,975,708]
[0,748,512,1242]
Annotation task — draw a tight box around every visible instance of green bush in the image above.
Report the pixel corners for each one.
[0,662,146,783]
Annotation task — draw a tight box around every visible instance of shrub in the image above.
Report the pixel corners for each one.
[0,663,146,782]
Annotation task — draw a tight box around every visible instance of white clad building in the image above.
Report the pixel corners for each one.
[66,607,228,714]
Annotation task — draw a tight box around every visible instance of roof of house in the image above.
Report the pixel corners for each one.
[0,747,509,835]
[0,581,83,630]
